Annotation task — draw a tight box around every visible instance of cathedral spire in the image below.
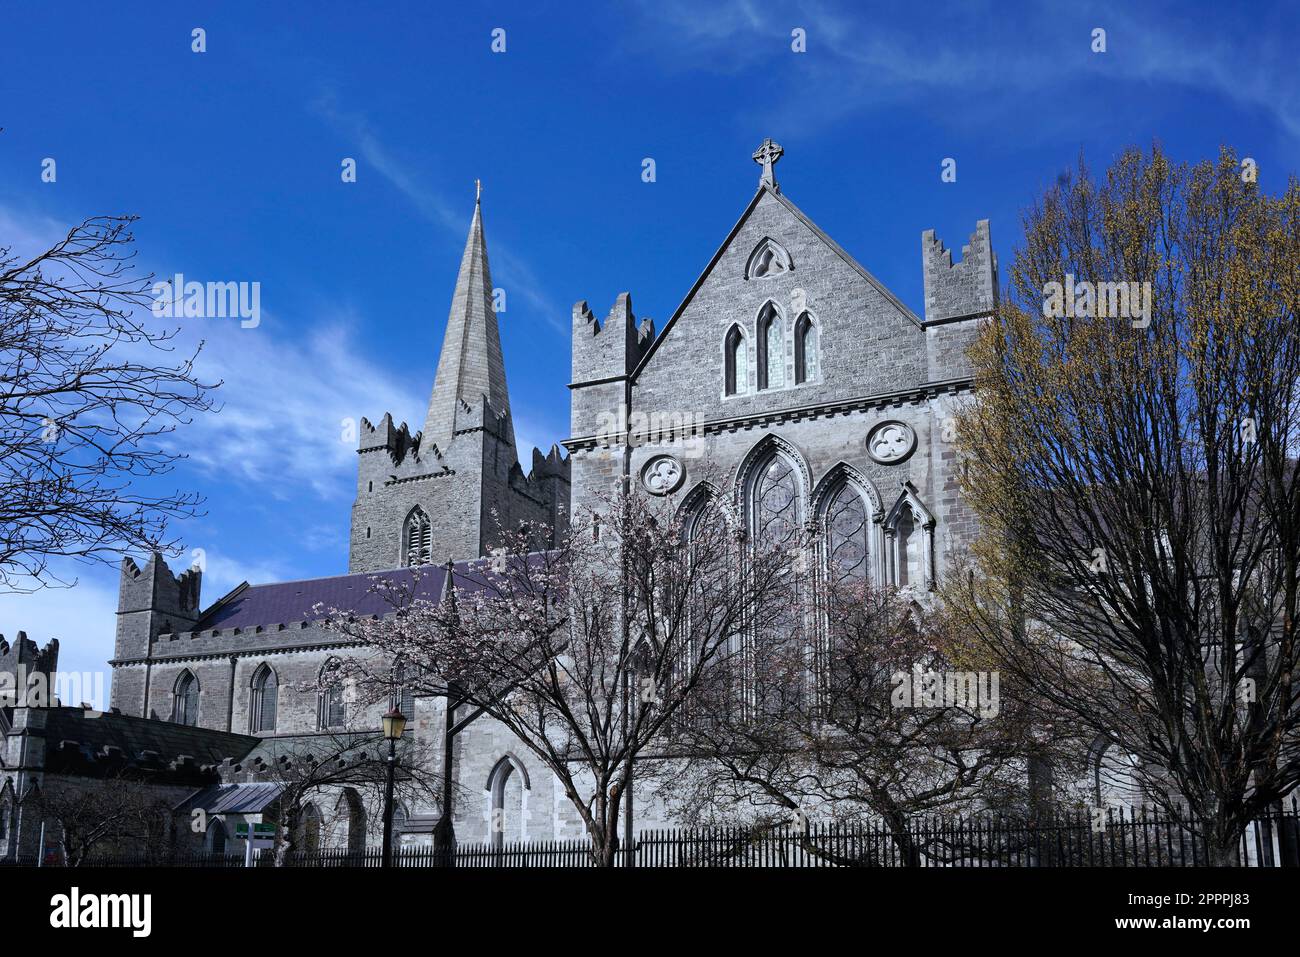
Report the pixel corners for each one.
[422,184,516,455]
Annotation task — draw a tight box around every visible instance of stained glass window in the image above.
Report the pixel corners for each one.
[173,671,200,726]
[251,663,277,733]
[759,306,785,390]
[795,314,818,384]
[754,455,801,552]
[725,326,747,396]
[826,482,870,582]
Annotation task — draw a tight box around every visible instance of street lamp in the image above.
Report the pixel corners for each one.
[380,706,407,869]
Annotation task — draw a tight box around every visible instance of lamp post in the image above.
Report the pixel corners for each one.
[380,706,407,869]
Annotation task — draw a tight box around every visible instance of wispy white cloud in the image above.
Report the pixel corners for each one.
[174,310,425,501]
[311,92,568,333]
[620,0,1300,142]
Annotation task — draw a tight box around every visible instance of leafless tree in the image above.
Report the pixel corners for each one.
[0,215,218,591]
[27,775,175,866]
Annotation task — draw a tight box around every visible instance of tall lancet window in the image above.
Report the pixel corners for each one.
[794,313,818,384]
[825,482,870,583]
[753,454,802,552]
[250,663,278,734]
[757,303,784,391]
[404,507,432,566]
[725,325,747,396]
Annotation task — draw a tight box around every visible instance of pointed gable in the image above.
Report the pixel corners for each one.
[631,180,926,422]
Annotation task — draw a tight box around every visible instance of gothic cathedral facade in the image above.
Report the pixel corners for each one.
[105,141,996,847]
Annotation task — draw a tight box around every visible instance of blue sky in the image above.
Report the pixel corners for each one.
[1,0,1297,689]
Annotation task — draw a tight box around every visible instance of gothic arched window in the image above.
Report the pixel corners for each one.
[404,507,432,567]
[336,789,366,856]
[752,454,802,553]
[487,754,530,849]
[794,313,818,384]
[250,663,278,734]
[757,303,785,391]
[883,483,936,590]
[825,481,870,583]
[209,817,227,856]
[724,325,747,396]
[1095,744,1144,808]
[172,670,200,726]
[318,660,347,729]
[745,237,792,279]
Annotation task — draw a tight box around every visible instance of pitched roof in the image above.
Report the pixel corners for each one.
[24,707,259,781]
[194,553,557,632]
[173,782,284,814]
[196,566,448,631]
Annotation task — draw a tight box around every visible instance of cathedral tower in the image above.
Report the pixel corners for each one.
[348,188,568,573]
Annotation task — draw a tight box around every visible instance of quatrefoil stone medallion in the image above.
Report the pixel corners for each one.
[866,421,917,465]
[640,455,685,495]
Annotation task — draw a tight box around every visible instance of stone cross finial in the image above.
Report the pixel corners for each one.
[752,138,784,190]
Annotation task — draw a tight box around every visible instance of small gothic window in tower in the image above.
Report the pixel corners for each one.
[795,313,818,384]
[173,670,200,726]
[757,304,785,391]
[725,325,747,396]
[404,507,432,566]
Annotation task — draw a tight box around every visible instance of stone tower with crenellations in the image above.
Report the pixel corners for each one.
[348,187,570,573]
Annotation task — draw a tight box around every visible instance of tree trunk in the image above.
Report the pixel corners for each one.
[1204,819,1241,866]
[274,802,300,868]
[884,810,921,867]
[589,790,621,867]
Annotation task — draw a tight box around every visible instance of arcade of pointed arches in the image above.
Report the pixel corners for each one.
[679,435,934,591]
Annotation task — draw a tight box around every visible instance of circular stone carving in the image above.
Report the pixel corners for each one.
[640,455,685,495]
[865,421,917,465]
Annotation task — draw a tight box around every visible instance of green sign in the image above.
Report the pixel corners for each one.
[235,823,277,838]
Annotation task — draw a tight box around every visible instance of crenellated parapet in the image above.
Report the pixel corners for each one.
[357,412,419,464]
[571,294,656,442]
[921,220,998,324]
[528,443,571,483]
[0,631,60,704]
[0,631,59,676]
[452,394,512,445]
[921,220,998,384]
[571,293,654,386]
[115,553,203,666]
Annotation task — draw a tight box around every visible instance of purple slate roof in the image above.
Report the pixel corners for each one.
[196,566,447,631]
[195,552,557,632]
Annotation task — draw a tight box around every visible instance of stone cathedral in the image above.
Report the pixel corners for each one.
[2,142,996,858]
